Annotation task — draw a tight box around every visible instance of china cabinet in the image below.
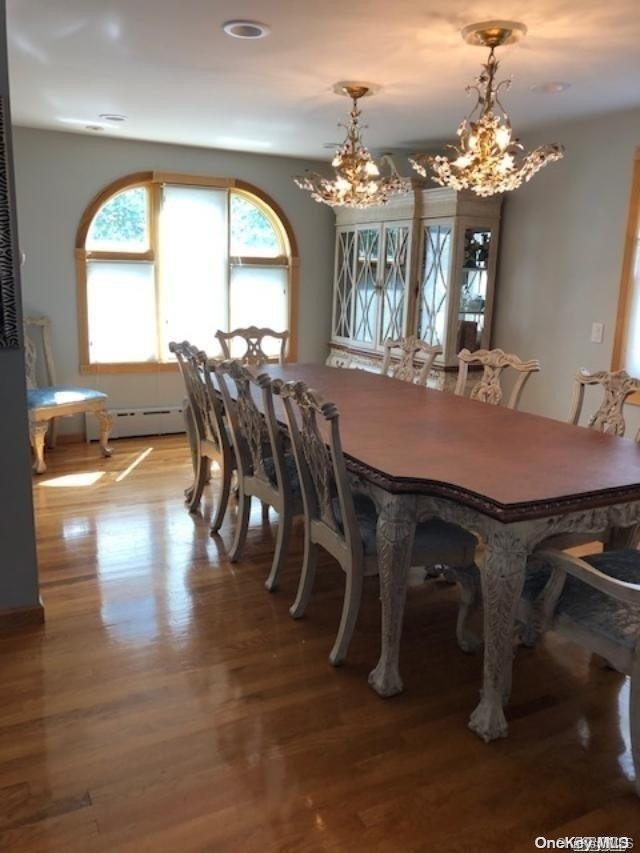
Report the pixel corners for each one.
[326,182,502,387]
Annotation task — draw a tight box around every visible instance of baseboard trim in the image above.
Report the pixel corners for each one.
[0,598,45,633]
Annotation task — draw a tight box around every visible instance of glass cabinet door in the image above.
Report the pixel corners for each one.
[457,227,492,353]
[352,227,380,346]
[332,228,355,339]
[378,224,410,346]
[417,223,452,349]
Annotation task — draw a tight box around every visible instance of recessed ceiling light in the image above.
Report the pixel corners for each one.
[222,20,270,39]
[530,81,571,94]
[99,113,127,122]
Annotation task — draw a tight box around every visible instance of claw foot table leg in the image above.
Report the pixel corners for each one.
[368,493,417,698]
[468,526,527,742]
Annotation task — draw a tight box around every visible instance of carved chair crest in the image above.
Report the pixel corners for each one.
[215,359,273,483]
[23,315,57,390]
[381,335,442,385]
[455,347,541,410]
[568,368,640,436]
[215,326,289,367]
[273,380,341,533]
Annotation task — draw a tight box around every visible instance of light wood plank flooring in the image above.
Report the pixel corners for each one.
[0,435,638,851]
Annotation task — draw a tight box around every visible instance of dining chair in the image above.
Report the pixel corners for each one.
[568,368,640,436]
[535,368,640,556]
[214,359,302,591]
[381,335,442,385]
[455,347,541,410]
[273,378,480,665]
[519,546,640,795]
[169,341,235,531]
[215,326,289,366]
[25,315,113,473]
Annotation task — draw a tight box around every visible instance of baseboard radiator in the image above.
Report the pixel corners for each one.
[85,406,186,441]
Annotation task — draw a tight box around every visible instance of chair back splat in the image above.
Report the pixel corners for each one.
[215,326,288,367]
[455,347,540,410]
[568,368,640,436]
[381,335,442,386]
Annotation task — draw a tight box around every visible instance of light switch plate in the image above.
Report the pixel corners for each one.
[591,322,604,344]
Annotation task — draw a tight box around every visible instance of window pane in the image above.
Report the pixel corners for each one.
[87,261,157,362]
[87,187,149,252]
[229,266,288,356]
[159,185,228,355]
[230,193,282,257]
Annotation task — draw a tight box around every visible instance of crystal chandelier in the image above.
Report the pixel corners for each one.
[410,21,564,197]
[295,84,409,208]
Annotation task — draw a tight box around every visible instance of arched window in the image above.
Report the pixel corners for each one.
[76,172,298,372]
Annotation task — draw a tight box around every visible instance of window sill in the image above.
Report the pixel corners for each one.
[80,362,179,375]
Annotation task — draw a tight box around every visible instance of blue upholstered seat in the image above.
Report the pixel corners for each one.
[333,493,477,565]
[264,453,301,497]
[27,385,107,410]
[524,549,640,650]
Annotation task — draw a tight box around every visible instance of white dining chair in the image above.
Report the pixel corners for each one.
[273,378,481,665]
[381,335,442,386]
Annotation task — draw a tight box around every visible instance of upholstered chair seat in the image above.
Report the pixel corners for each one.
[333,492,476,564]
[264,453,301,498]
[27,386,107,409]
[522,550,640,650]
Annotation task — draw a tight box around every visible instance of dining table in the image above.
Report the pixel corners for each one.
[257,363,640,743]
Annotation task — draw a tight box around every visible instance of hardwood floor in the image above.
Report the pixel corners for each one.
[1,435,638,851]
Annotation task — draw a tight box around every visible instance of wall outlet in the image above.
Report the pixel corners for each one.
[591,322,604,344]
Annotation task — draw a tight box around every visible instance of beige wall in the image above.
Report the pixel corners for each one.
[12,127,335,432]
[494,107,640,434]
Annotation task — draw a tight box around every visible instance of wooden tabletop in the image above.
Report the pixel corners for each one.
[262,364,640,522]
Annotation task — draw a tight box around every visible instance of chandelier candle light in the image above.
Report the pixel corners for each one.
[295,83,409,208]
[411,21,564,197]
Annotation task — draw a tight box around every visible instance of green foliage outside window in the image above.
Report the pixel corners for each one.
[230,195,281,256]
[88,187,148,249]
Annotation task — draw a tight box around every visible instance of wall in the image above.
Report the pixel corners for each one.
[494,107,640,433]
[0,4,39,612]
[11,127,335,433]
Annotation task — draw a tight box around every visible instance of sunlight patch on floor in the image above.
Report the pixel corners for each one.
[39,471,105,488]
[115,446,154,482]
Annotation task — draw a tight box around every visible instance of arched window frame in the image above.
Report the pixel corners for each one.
[75,171,299,373]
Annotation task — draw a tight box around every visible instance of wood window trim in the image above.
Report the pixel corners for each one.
[612,147,640,404]
[76,171,299,374]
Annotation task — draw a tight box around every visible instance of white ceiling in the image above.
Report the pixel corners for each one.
[7,0,640,160]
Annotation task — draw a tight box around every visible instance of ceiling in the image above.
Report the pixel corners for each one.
[7,0,640,160]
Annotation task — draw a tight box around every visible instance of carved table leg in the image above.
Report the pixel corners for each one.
[468,526,528,742]
[95,409,114,458]
[30,421,49,474]
[368,493,417,698]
